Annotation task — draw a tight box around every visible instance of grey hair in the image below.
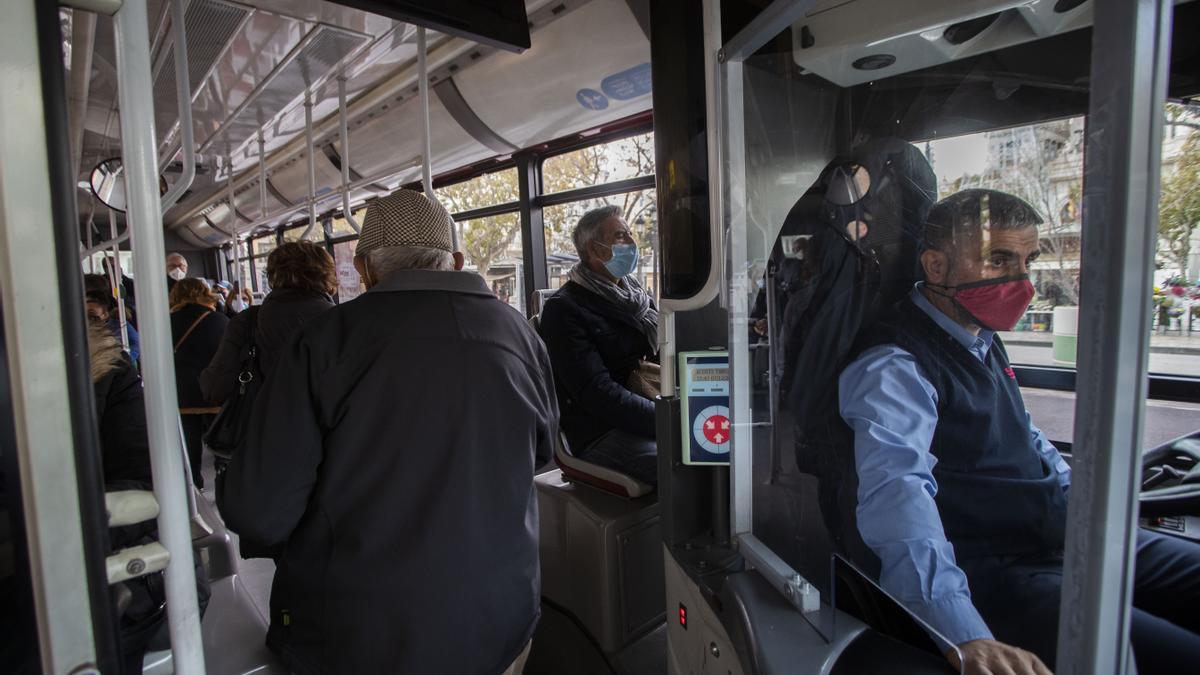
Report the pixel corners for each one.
[572,205,623,262]
[364,245,454,281]
[166,251,185,262]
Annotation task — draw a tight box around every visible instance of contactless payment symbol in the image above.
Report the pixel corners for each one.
[692,405,731,454]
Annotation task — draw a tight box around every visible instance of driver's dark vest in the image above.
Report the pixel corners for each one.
[855,297,1068,559]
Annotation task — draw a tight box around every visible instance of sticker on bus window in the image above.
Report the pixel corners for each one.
[679,351,730,466]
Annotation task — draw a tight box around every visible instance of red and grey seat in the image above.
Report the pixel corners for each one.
[553,431,653,499]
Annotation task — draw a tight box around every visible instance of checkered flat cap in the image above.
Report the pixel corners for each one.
[356,189,455,257]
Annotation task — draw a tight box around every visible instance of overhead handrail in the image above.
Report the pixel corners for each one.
[337,77,361,233]
[258,132,267,220]
[159,0,195,214]
[416,26,457,249]
[233,157,422,233]
[229,157,248,300]
[60,0,124,15]
[81,230,130,258]
[107,208,130,352]
[302,91,317,240]
[112,1,205,672]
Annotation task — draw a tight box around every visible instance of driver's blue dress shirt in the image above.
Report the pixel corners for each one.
[838,285,1072,650]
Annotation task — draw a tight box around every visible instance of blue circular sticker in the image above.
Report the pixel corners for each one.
[576,88,609,111]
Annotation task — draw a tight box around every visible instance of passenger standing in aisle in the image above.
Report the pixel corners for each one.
[169,278,228,489]
[166,251,188,292]
[218,189,557,675]
[201,241,335,401]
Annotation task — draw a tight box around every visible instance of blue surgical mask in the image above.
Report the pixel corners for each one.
[597,242,639,278]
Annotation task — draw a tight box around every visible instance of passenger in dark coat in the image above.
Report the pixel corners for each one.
[200,242,336,403]
[218,189,556,675]
[538,205,659,485]
[169,278,228,489]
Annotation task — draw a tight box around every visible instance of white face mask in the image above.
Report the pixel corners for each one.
[168,268,186,281]
[229,297,245,312]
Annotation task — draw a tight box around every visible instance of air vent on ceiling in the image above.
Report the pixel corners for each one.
[153,0,249,146]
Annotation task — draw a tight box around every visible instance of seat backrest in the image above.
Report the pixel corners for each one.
[554,431,653,499]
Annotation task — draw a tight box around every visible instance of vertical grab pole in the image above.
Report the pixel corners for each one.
[417,26,455,248]
[230,157,248,304]
[158,0,194,214]
[338,77,361,233]
[112,1,206,672]
[258,132,268,221]
[108,208,130,352]
[1056,0,1173,673]
[303,92,317,240]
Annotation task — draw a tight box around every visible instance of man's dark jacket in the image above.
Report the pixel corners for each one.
[538,280,655,451]
[218,270,557,675]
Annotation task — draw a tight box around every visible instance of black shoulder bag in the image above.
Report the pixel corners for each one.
[204,307,262,458]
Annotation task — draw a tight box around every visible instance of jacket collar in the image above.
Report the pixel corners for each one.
[367,270,494,297]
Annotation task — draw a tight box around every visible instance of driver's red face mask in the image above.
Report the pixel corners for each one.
[933,275,1035,332]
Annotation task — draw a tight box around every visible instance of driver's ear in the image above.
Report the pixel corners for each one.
[921,248,949,285]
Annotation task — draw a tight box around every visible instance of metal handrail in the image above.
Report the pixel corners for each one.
[112,1,205,672]
[337,77,361,233]
[80,230,130,258]
[416,27,454,247]
[228,157,421,236]
[60,0,124,15]
[159,0,195,214]
[302,92,317,240]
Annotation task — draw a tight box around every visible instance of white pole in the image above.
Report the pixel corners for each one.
[158,0,194,214]
[303,91,317,240]
[337,77,361,233]
[417,27,456,249]
[112,1,206,671]
[108,208,130,352]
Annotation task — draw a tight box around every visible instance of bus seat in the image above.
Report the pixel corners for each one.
[534,469,663,654]
[555,431,654,499]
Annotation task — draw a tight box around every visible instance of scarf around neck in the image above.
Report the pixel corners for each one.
[568,263,658,353]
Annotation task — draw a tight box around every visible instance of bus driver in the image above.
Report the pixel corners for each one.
[838,189,1200,675]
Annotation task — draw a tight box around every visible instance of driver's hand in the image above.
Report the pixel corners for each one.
[947,639,1052,675]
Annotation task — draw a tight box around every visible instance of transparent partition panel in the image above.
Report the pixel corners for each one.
[713,0,1175,657]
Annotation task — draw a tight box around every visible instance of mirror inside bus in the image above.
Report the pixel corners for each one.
[88,158,168,213]
[89,158,126,212]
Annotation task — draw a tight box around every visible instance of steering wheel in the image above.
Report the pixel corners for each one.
[1140,436,1200,518]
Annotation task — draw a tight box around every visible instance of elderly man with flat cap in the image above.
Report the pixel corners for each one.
[218,189,558,675]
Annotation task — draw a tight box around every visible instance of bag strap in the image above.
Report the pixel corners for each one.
[243,306,261,362]
[174,310,212,353]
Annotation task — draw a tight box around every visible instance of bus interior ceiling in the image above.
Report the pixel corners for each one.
[72,0,653,251]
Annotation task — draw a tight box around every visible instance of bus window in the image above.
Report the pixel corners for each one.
[542,132,656,192]
[457,214,526,312]
[332,239,363,303]
[927,110,1200,378]
[543,190,658,295]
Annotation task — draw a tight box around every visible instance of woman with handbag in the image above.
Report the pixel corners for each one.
[170,277,229,489]
[200,242,335,451]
